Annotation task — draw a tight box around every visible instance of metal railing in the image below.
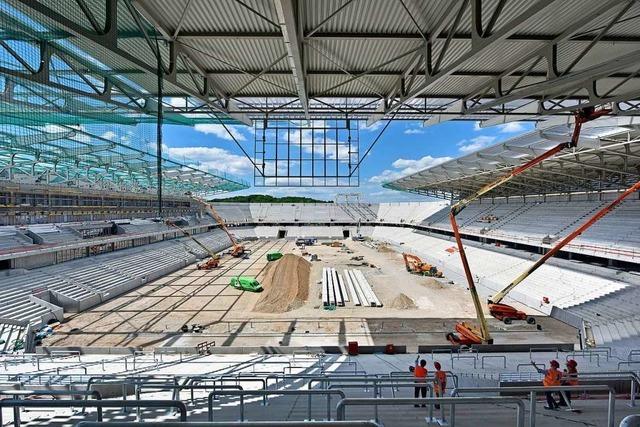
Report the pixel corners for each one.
[0,399,187,426]
[207,389,346,422]
[451,384,616,427]
[76,422,383,427]
[336,397,526,426]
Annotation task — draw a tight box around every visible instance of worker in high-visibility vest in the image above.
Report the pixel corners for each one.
[433,361,447,409]
[412,355,428,407]
[531,360,562,409]
[559,359,579,407]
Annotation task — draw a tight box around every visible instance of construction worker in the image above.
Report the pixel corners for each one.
[433,361,447,409]
[531,360,563,409]
[413,355,428,407]
[559,359,579,406]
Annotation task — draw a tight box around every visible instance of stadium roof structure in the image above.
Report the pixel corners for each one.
[384,116,640,200]
[3,0,640,192]
[2,0,638,124]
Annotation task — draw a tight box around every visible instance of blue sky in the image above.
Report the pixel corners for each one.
[163,119,534,202]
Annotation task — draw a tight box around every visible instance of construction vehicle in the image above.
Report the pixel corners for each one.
[229,276,263,292]
[266,252,283,261]
[296,238,316,246]
[166,220,221,270]
[488,178,640,322]
[403,253,443,278]
[193,197,246,258]
[446,107,610,346]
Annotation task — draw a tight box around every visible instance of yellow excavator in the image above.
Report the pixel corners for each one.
[403,253,443,277]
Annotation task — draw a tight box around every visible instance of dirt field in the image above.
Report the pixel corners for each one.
[42,238,576,349]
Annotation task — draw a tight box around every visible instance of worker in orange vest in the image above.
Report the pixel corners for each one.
[412,355,428,407]
[531,359,562,409]
[433,361,447,409]
[559,359,579,407]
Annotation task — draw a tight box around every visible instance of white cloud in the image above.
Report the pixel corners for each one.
[498,122,527,133]
[194,124,247,142]
[457,135,496,154]
[404,128,424,135]
[474,121,482,131]
[165,146,252,175]
[362,121,383,132]
[369,155,452,184]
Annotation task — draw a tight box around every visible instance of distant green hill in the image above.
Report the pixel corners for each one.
[208,194,330,203]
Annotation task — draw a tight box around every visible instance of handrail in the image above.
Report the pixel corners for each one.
[336,397,526,426]
[76,422,383,427]
[0,389,102,425]
[451,384,615,427]
[207,389,346,422]
[0,399,187,425]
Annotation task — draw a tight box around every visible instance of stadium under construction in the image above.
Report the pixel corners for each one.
[0,1,640,426]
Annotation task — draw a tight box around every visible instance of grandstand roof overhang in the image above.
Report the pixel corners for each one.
[385,117,640,200]
[8,0,640,124]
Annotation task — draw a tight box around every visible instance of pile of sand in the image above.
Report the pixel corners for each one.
[390,293,417,309]
[377,244,394,253]
[253,254,310,313]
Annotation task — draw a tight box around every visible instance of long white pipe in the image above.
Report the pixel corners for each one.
[336,271,349,303]
[343,269,360,306]
[347,269,369,307]
[331,268,344,306]
[321,267,328,306]
[354,269,382,307]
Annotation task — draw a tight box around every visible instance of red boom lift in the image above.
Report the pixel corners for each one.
[446,106,612,345]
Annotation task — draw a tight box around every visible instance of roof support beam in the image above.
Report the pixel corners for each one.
[274,0,310,119]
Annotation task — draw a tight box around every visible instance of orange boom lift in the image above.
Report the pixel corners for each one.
[166,220,220,270]
[446,106,610,346]
[195,198,246,257]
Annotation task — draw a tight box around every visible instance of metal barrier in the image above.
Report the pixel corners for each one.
[76,422,383,427]
[618,361,640,371]
[567,351,600,366]
[388,371,459,389]
[0,389,102,425]
[336,397,526,426]
[207,389,345,422]
[451,355,476,369]
[481,355,506,368]
[451,384,616,427]
[0,399,187,425]
[328,382,438,422]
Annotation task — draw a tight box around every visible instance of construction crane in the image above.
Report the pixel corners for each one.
[489,179,640,314]
[446,106,610,346]
[402,253,443,277]
[165,220,220,270]
[193,197,246,257]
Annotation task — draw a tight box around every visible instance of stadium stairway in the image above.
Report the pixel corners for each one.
[568,284,640,345]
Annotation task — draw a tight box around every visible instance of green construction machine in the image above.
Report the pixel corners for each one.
[266,252,283,261]
[229,276,263,292]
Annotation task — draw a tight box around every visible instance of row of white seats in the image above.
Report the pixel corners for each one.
[371,226,627,312]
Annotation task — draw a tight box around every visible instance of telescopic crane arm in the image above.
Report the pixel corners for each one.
[448,106,610,345]
[490,179,640,305]
[191,196,245,257]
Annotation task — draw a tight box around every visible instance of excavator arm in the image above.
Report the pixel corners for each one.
[448,106,610,344]
[490,179,640,305]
